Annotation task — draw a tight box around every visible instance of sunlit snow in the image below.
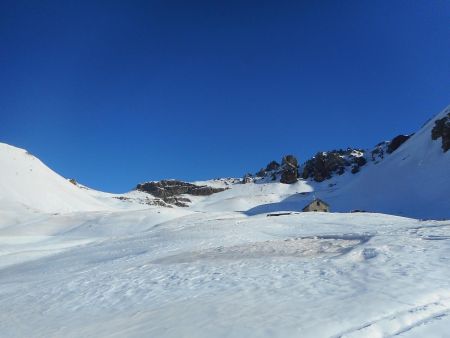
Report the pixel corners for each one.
[0,107,449,337]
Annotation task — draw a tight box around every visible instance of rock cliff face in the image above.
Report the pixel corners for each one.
[280,155,299,184]
[255,161,280,178]
[253,155,299,184]
[246,130,414,185]
[266,161,281,171]
[431,112,450,152]
[300,131,415,183]
[136,180,227,207]
[387,134,412,154]
[242,174,253,184]
[301,149,366,182]
[136,109,447,207]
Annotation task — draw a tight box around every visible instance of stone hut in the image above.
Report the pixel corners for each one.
[302,199,330,212]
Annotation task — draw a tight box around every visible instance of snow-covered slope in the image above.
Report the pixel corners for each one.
[198,106,450,219]
[0,107,449,338]
[323,106,450,219]
[1,210,449,338]
[0,143,109,213]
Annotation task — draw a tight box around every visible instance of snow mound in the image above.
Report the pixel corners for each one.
[0,143,108,213]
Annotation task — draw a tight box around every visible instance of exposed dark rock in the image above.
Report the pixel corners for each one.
[387,134,411,154]
[151,199,173,208]
[255,168,266,177]
[136,180,226,207]
[351,166,360,174]
[353,156,367,167]
[242,173,253,184]
[302,152,349,182]
[113,196,130,201]
[280,170,298,184]
[337,167,345,175]
[162,196,191,207]
[371,143,386,161]
[301,149,368,181]
[69,178,77,185]
[431,113,450,152]
[113,195,179,208]
[282,155,298,169]
[265,161,280,172]
[280,155,299,184]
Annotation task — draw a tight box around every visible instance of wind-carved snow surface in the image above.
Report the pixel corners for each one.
[1,212,449,338]
[0,107,449,337]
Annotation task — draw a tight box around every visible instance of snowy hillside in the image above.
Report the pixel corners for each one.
[324,105,450,219]
[232,105,450,219]
[0,106,449,338]
[1,106,448,219]
[0,143,109,214]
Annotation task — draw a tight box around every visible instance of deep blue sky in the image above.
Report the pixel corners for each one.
[1,0,449,192]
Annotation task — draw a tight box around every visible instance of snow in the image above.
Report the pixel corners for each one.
[0,144,109,214]
[323,105,450,219]
[1,211,449,337]
[242,105,450,220]
[0,107,449,337]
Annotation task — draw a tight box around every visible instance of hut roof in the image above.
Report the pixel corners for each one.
[304,198,330,207]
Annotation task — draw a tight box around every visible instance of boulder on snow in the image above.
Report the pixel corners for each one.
[431,113,450,152]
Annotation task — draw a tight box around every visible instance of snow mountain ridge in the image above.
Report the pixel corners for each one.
[0,105,449,219]
[0,105,450,338]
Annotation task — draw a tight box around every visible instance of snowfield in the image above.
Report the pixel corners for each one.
[1,107,449,337]
[1,210,449,338]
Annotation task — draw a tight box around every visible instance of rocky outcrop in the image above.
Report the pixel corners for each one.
[387,134,411,154]
[302,149,366,182]
[161,196,192,207]
[431,113,450,152]
[280,155,299,184]
[266,161,280,171]
[302,152,347,182]
[249,158,298,184]
[113,194,192,208]
[248,128,419,185]
[255,160,281,179]
[255,168,266,178]
[136,180,226,206]
[371,142,387,161]
[280,170,297,184]
[242,173,253,184]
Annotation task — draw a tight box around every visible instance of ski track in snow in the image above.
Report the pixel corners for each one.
[332,299,450,338]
